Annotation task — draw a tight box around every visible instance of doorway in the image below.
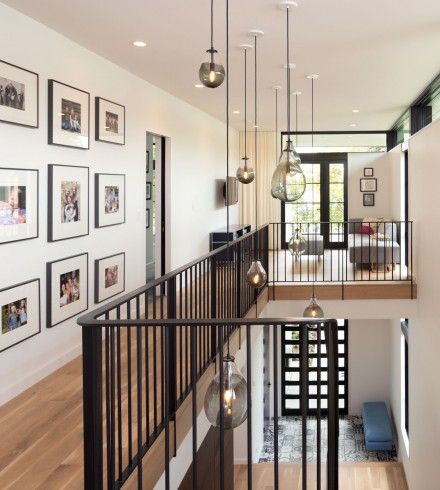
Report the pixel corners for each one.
[146,132,166,283]
[281,153,348,249]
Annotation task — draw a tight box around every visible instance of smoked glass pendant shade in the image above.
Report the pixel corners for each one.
[199,52,225,88]
[236,157,255,184]
[303,297,324,318]
[204,355,247,429]
[246,260,267,289]
[288,228,306,257]
[271,140,306,202]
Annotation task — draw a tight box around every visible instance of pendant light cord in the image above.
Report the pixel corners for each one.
[226,0,231,354]
[254,35,258,257]
[244,48,247,169]
[275,87,278,162]
[311,76,315,297]
[295,93,298,146]
[286,6,291,136]
[210,0,214,54]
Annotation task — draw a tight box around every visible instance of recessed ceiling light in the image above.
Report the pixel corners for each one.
[350,123,357,127]
[253,125,259,128]
[194,84,204,88]
[133,41,147,47]
[233,110,240,114]
[352,109,360,113]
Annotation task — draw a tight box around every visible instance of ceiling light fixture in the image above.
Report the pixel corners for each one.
[233,110,240,114]
[236,45,255,184]
[350,123,357,127]
[271,1,306,202]
[352,109,360,113]
[246,29,267,289]
[132,41,147,47]
[199,0,225,88]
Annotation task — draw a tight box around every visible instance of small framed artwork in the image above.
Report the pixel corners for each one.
[94,252,125,303]
[95,97,125,145]
[47,252,88,328]
[146,150,150,173]
[0,167,39,245]
[0,60,39,128]
[363,193,375,207]
[364,168,374,177]
[0,279,40,353]
[48,164,89,242]
[146,208,150,229]
[95,173,125,228]
[360,178,377,192]
[146,181,152,200]
[48,80,90,149]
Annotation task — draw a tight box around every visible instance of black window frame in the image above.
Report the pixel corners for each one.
[401,318,409,436]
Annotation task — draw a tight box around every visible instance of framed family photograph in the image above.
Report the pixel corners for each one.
[363,193,375,207]
[95,173,125,228]
[48,80,90,149]
[146,181,152,200]
[94,252,125,303]
[360,178,377,192]
[0,279,40,353]
[0,60,39,128]
[46,253,88,328]
[95,97,125,145]
[48,164,89,242]
[364,168,374,177]
[0,167,38,245]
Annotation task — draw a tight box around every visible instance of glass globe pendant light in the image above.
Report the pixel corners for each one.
[236,45,255,184]
[271,2,306,202]
[246,30,267,289]
[204,355,248,429]
[199,0,225,88]
[288,227,306,258]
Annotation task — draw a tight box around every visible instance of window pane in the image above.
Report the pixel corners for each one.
[329,183,344,203]
[286,385,300,396]
[329,163,344,182]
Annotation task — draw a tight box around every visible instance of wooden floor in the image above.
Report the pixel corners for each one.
[234,462,408,490]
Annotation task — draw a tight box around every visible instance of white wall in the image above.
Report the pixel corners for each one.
[348,152,391,219]
[0,3,238,404]
[348,320,392,415]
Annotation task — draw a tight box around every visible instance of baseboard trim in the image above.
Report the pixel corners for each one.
[0,343,82,406]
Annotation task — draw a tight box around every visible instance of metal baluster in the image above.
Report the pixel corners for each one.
[246,324,253,490]
[273,325,279,489]
[136,296,142,489]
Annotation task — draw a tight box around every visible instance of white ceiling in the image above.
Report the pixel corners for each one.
[3,0,440,131]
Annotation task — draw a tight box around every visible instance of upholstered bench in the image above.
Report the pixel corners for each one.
[362,402,394,451]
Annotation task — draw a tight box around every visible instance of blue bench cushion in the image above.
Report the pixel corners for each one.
[362,402,394,451]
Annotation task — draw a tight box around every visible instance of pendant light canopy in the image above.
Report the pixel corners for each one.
[237,45,255,184]
[204,355,248,429]
[199,0,225,88]
[271,1,306,202]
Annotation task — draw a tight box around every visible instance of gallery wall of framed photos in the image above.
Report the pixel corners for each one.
[0,2,240,405]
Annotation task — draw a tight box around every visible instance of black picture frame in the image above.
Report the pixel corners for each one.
[363,193,375,206]
[46,252,89,328]
[48,79,90,149]
[0,278,41,353]
[48,164,89,242]
[94,252,126,304]
[0,59,39,128]
[0,167,39,245]
[95,97,125,145]
[364,167,374,177]
[146,150,150,173]
[146,181,152,200]
[360,178,377,192]
[94,173,126,228]
[146,208,150,229]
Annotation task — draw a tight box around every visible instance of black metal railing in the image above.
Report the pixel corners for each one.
[80,314,340,490]
[78,225,270,489]
[271,220,413,287]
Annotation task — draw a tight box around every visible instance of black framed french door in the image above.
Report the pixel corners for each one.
[281,153,348,249]
[281,320,348,416]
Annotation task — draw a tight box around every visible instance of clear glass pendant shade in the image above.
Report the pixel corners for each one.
[199,51,225,88]
[303,296,324,318]
[204,355,248,429]
[288,228,307,257]
[236,158,255,184]
[246,260,267,288]
[271,140,306,202]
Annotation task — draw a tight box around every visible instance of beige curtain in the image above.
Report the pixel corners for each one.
[239,131,281,248]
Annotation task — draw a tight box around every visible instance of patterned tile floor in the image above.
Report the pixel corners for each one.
[259,416,397,463]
